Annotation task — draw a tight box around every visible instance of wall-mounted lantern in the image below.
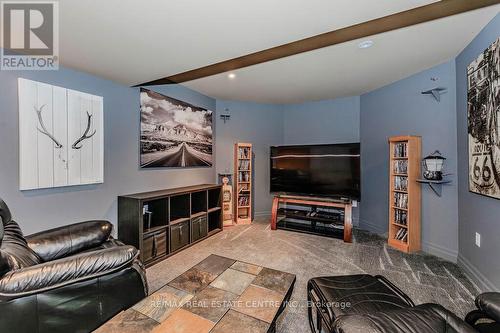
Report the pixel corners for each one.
[423,150,446,180]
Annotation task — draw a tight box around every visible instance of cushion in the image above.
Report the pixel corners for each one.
[308,274,413,327]
[26,220,113,262]
[333,303,477,333]
[0,216,4,243]
[476,293,500,323]
[0,220,41,277]
[0,246,138,296]
[0,199,12,226]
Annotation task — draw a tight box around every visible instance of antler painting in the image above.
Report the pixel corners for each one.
[18,78,104,190]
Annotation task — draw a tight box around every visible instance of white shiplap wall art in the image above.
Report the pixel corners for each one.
[18,78,104,190]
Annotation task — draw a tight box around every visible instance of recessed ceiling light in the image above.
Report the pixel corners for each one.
[228,73,236,79]
[358,40,374,49]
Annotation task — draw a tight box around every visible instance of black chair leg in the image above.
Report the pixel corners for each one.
[317,308,322,332]
[307,286,316,333]
[308,282,331,333]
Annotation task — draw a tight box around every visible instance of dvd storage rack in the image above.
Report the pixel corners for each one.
[388,136,421,253]
[234,142,253,224]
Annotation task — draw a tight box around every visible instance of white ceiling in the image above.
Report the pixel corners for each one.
[54,1,500,103]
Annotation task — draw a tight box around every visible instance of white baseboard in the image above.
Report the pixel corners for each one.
[458,254,499,293]
[359,221,458,262]
[422,241,458,263]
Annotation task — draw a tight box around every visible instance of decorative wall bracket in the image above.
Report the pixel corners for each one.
[416,179,452,196]
[421,87,447,102]
[220,114,231,123]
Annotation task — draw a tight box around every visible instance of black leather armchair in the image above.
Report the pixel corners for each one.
[308,274,500,333]
[466,292,500,333]
[0,199,148,333]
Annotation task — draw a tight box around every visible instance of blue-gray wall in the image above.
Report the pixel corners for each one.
[215,100,284,215]
[283,96,360,145]
[360,60,459,261]
[0,68,215,235]
[456,14,500,291]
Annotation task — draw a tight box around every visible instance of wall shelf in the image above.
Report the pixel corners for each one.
[421,87,447,102]
[416,179,452,197]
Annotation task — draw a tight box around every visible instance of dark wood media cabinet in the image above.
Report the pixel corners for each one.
[271,195,352,242]
[118,184,223,267]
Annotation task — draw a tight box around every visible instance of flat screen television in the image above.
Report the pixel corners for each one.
[270,143,360,199]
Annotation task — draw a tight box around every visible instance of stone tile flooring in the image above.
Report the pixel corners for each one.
[145,218,480,333]
[96,254,295,333]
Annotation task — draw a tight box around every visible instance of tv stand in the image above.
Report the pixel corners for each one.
[271,195,352,242]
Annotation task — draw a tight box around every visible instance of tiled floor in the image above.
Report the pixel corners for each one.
[96,254,295,333]
[144,217,480,333]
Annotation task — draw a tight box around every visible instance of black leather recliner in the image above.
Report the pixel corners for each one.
[466,292,500,333]
[308,274,500,333]
[0,198,148,333]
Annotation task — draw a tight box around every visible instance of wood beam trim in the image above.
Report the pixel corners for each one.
[134,0,500,86]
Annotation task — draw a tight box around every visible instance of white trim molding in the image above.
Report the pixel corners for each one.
[458,254,499,293]
[422,240,458,263]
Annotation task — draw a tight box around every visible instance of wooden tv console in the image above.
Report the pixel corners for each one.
[271,195,352,243]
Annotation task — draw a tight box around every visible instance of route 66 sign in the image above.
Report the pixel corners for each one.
[467,37,500,199]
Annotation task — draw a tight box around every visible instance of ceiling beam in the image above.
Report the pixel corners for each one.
[134,0,500,87]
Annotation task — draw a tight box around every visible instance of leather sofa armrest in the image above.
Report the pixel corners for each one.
[26,220,113,261]
[0,245,138,299]
[475,292,500,322]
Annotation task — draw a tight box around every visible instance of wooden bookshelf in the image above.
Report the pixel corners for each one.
[388,136,421,253]
[234,143,253,224]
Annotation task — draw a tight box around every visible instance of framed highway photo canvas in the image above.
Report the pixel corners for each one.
[139,88,213,168]
[467,37,500,199]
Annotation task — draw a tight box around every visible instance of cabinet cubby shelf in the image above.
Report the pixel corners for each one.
[191,211,207,219]
[170,217,190,225]
[143,225,168,235]
[118,184,223,268]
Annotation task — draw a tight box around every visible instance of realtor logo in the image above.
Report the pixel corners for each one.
[1,1,59,70]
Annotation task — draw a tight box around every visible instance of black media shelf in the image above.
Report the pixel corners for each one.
[277,208,343,224]
[118,184,223,268]
[277,219,344,239]
[276,206,345,239]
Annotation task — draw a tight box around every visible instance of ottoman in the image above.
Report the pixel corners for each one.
[307,274,414,333]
